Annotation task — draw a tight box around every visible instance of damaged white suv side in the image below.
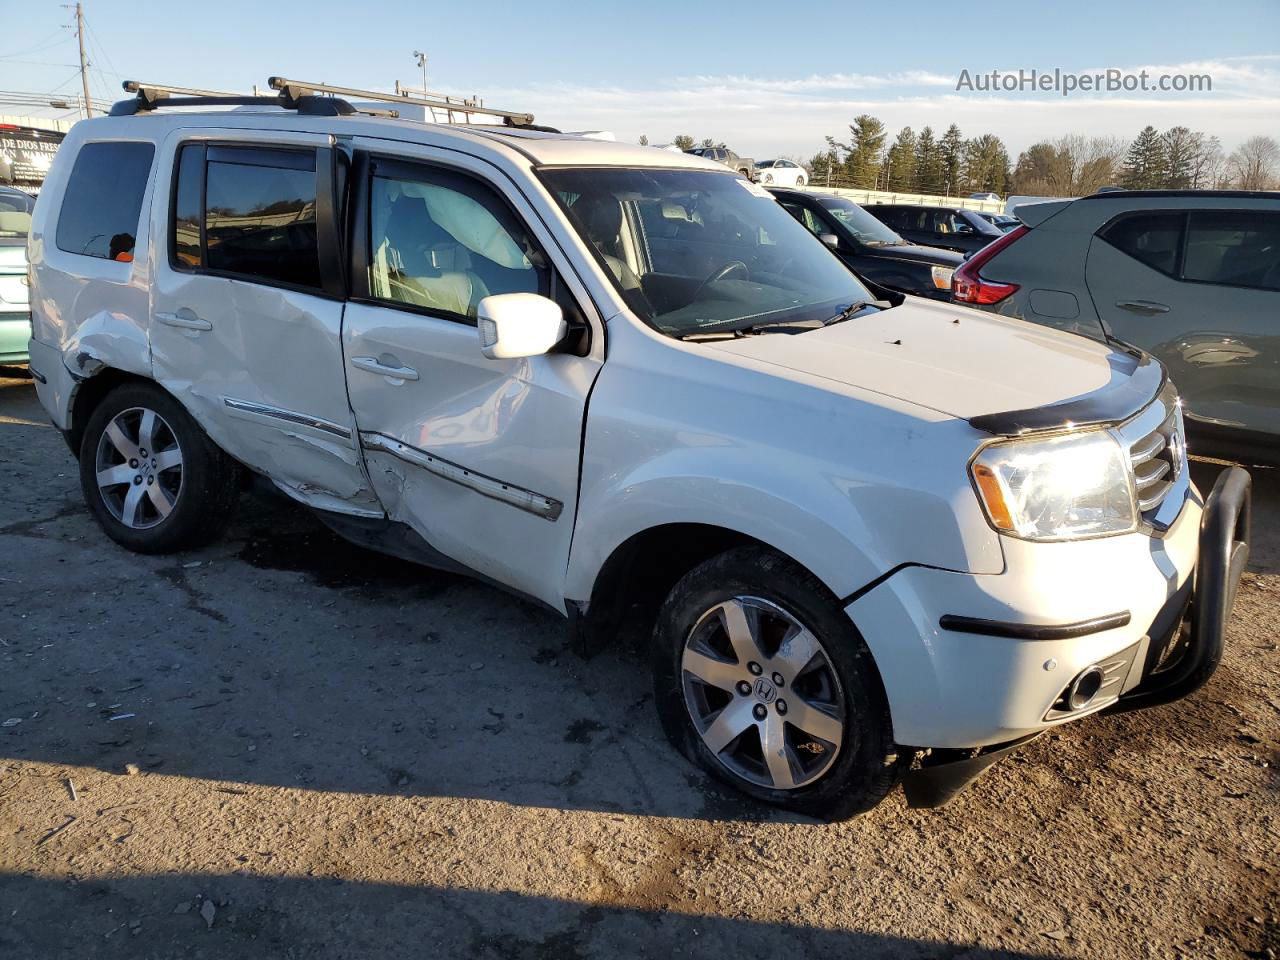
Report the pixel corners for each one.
[26,83,1252,820]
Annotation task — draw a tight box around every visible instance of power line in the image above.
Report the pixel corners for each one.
[0,30,74,61]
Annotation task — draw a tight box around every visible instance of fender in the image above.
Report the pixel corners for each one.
[566,317,1005,605]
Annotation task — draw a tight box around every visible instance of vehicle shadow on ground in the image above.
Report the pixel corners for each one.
[2,401,1277,821]
[0,870,1066,959]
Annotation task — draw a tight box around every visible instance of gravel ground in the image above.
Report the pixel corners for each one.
[0,364,1277,960]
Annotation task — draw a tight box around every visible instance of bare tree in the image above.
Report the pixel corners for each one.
[1189,135,1224,188]
[1059,134,1128,193]
[1226,136,1280,189]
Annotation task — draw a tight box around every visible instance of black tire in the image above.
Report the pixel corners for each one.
[796,176,806,187]
[653,545,901,820]
[78,381,240,554]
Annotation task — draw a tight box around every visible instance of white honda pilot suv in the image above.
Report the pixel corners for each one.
[25,79,1251,819]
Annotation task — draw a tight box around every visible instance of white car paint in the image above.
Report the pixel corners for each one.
[754,159,807,188]
[27,108,1204,754]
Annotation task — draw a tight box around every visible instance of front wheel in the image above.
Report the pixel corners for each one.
[79,381,241,554]
[796,175,806,187]
[652,546,901,820]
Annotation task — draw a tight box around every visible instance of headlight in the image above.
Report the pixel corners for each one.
[970,430,1137,541]
[930,265,954,290]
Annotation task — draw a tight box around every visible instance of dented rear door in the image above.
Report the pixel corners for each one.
[149,128,381,517]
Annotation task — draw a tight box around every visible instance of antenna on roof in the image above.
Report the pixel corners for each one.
[267,76,535,127]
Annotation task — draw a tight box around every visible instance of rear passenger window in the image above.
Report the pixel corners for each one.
[56,141,154,261]
[171,143,321,290]
[1183,210,1280,291]
[367,165,547,321]
[1099,212,1184,277]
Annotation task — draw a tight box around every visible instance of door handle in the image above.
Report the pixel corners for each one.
[350,356,419,381]
[1115,299,1170,316]
[155,308,212,331]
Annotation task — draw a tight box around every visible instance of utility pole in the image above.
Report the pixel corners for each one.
[75,3,92,118]
[412,51,428,94]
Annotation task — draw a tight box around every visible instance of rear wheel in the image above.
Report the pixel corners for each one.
[652,546,901,820]
[79,382,240,553]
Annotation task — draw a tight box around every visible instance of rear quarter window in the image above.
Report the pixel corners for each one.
[56,141,155,261]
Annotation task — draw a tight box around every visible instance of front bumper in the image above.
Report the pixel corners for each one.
[890,466,1251,807]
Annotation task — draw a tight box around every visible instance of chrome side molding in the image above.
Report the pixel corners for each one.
[220,396,353,441]
[360,431,563,521]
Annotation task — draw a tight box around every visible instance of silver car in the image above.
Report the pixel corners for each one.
[952,190,1280,459]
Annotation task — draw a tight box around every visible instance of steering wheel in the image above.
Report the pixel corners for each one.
[691,260,750,301]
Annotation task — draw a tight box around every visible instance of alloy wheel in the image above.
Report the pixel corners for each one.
[681,595,846,790]
[94,406,184,529]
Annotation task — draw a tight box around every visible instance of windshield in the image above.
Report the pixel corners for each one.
[0,190,34,239]
[541,168,873,338]
[816,196,903,245]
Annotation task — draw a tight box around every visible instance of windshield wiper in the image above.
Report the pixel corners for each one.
[822,299,890,327]
[674,299,890,341]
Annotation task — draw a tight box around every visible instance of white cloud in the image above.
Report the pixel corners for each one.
[481,56,1279,158]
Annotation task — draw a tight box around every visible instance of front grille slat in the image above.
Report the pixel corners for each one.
[1126,391,1184,520]
[1135,459,1171,491]
[1130,432,1164,466]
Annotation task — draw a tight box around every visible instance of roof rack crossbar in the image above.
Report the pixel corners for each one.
[124,80,249,106]
[113,80,375,118]
[267,76,535,126]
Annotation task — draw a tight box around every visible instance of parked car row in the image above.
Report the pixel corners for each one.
[770,188,960,301]
[758,177,1277,461]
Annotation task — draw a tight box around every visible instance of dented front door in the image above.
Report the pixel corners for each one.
[148,128,380,516]
[341,141,603,610]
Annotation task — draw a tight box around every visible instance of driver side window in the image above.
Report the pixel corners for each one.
[781,202,825,238]
[368,167,547,322]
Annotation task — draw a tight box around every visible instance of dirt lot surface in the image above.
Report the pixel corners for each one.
[0,365,1276,960]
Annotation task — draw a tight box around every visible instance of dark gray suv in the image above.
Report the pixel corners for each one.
[952,190,1280,460]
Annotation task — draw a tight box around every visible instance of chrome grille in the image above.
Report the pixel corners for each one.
[1129,402,1184,517]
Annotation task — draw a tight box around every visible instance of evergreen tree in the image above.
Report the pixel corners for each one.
[884,127,917,192]
[673,134,695,151]
[638,134,649,146]
[844,115,886,188]
[939,124,964,196]
[808,136,843,185]
[914,126,944,194]
[963,134,1011,195]
[1121,126,1167,189]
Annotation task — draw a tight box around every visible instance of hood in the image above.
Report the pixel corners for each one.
[860,242,964,268]
[707,298,1147,422]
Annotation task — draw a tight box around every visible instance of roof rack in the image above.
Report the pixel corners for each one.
[267,76,535,127]
[108,77,539,128]
[110,80,360,117]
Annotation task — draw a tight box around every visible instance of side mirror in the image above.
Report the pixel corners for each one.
[476,293,567,360]
[818,232,839,250]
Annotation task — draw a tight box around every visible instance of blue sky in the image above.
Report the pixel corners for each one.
[2,0,1277,157]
